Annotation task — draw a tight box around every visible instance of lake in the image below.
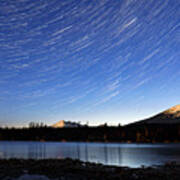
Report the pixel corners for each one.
[0,141,180,167]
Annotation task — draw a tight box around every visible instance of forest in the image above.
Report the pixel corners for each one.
[0,123,180,143]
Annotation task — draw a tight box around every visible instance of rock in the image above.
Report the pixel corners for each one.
[17,174,50,180]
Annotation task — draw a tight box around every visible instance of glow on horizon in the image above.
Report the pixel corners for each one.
[0,0,179,127]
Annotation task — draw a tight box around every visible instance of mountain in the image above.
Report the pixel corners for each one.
[52,120,82,128]
[52,120,66,128]
[130,104,180,125]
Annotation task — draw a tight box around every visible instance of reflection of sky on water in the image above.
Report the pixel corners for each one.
[1,141,180,167]
[0,151,4,158]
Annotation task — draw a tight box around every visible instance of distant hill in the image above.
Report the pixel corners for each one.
[129,104,180,125]
[1,106,180,143]
[52,120,82,128]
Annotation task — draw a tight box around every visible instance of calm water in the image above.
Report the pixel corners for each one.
[0,141,180,167]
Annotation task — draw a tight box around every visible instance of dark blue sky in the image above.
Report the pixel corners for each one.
[0,0,179,127]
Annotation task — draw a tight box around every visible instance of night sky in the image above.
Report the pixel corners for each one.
[0,0,179,127]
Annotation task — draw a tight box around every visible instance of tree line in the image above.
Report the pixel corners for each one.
[0,123,180,143]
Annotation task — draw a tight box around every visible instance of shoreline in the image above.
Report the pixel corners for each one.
[1,140,180,144]
[0,159,180,180]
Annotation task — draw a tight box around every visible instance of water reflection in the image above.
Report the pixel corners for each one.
[28,142,46,159]
[0,141,180,167]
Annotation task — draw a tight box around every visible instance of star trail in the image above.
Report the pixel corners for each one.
[0,0,179,127]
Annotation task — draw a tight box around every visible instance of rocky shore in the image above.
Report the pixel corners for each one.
[0,159,180,180]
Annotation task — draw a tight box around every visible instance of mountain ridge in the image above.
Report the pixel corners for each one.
[128,104,180,125]
[52,120,82,128]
